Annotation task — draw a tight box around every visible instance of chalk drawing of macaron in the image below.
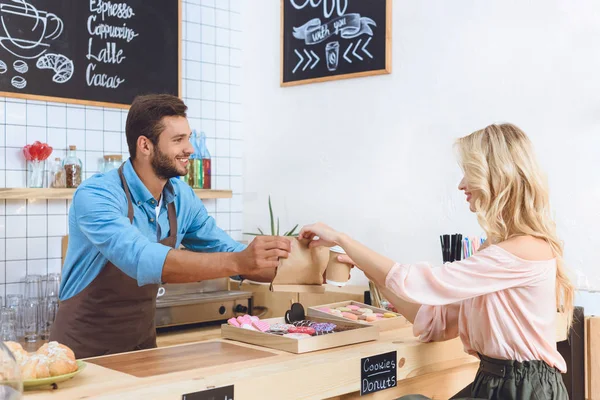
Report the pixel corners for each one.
[0,61,7,74]
[11,76,27,89]
[14,60,28,74]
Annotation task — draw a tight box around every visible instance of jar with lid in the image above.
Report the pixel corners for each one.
[63,145,83,188]
[101,154,123,173]
[49,157,65,188]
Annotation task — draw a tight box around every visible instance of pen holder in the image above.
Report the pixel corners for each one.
[440,233,463,263]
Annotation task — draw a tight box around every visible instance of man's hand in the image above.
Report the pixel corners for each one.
[235,236,291,275]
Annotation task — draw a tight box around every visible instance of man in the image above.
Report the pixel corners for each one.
[50,94,291,359]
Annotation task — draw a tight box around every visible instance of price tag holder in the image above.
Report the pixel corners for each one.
[182,385,234,400]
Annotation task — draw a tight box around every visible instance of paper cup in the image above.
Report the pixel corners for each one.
[326,246,351,286]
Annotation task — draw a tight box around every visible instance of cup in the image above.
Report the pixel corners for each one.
[44,273,61,298]
[325,246,352,287]
[6,295,24,339]
[23,298,39,343]
[325,41,340,71]
[0,1,63,44]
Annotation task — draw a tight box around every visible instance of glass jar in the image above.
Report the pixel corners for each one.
[49,157,66,188]
[63,145,83,188]
[100,154,123,173]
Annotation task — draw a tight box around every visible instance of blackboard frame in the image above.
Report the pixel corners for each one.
[0,0,182,109]
[280,0,392,87]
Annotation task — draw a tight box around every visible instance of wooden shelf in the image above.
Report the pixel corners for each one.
[0,188,232,200]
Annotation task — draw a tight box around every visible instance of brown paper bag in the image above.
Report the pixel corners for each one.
[270,237,329,293]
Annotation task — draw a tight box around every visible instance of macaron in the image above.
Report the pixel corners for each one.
[347,305,360,311]
[330,309,343,316]
[337,307,351,312]
[362,309,374,314]
[383,313,397,318]
[366,315,377,322]
[375,313,384,318]
[358,315,367,320]
[341,312,358,321]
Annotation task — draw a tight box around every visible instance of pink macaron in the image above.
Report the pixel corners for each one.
[342,312,359,321]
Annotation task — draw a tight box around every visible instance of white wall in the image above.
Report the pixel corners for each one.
[0,0,244,299]
[242,1,600,314]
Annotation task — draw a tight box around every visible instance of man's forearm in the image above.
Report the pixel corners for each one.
[161,249,241,283]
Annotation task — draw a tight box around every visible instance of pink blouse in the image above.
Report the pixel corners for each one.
[385,245,566,372]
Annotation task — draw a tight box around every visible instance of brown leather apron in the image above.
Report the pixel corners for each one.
[50,166,177,359]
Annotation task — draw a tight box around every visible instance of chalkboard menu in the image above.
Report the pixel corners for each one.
[0,0,181,108]
[281,0,391,86]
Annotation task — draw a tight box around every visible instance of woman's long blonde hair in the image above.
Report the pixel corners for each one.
[456,123,574,328]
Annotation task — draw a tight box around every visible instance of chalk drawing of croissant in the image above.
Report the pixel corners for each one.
[0,0,64,59]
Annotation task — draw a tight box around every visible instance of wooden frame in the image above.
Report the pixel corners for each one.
[0,0,183,109]
[307,300,410,331]
[221,316,379,354]
[280,0,392,87]
[0,188,232,200]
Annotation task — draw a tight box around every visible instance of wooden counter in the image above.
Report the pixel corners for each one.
[24,324,478,400]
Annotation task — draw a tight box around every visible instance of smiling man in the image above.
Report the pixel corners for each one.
[50,94,291,359]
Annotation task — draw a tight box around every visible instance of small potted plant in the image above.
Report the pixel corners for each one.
[244,195,299,237]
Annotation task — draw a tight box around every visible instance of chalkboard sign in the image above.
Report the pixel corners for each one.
[281,0,391,86]
[182,385,234,400]
[0,0,181,108]
[360,351,397,396]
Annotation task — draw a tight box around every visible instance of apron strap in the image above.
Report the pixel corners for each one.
[167,201,177,239]
[118,165,134,224]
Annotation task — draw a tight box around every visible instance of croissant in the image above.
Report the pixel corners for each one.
[36,53,73,84]
[36,342,77,376]
[3,341,29,365]
[20,354,51,380]
[36,341,76,361]
[4,341,78,379]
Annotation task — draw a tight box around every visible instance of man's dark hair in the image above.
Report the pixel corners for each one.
[126,94,188,159]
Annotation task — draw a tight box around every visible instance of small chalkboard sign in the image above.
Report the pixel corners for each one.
[281,0,391,86]
[360,351,397,396]
[0,0,181,109]
[182,385,234,400]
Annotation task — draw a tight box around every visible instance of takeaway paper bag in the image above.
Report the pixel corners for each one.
[270,237,329,292]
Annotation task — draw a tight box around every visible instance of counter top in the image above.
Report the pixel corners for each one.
[24,323,478,400]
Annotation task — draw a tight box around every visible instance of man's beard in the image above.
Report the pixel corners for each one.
[151,146,186,180]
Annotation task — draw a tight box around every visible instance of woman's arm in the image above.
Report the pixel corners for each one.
[300,223,551,306]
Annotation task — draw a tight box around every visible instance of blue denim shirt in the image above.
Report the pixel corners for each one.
[59,159,245,300]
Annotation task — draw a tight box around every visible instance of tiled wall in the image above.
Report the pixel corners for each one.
[0,0,243,299]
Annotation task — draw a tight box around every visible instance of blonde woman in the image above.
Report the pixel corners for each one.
[299,124,572,400]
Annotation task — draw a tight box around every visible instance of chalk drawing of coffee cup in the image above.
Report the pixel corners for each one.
[325,41,340,72]
[0,0,64,59]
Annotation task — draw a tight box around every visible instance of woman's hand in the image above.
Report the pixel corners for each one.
[298,222,343,248]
